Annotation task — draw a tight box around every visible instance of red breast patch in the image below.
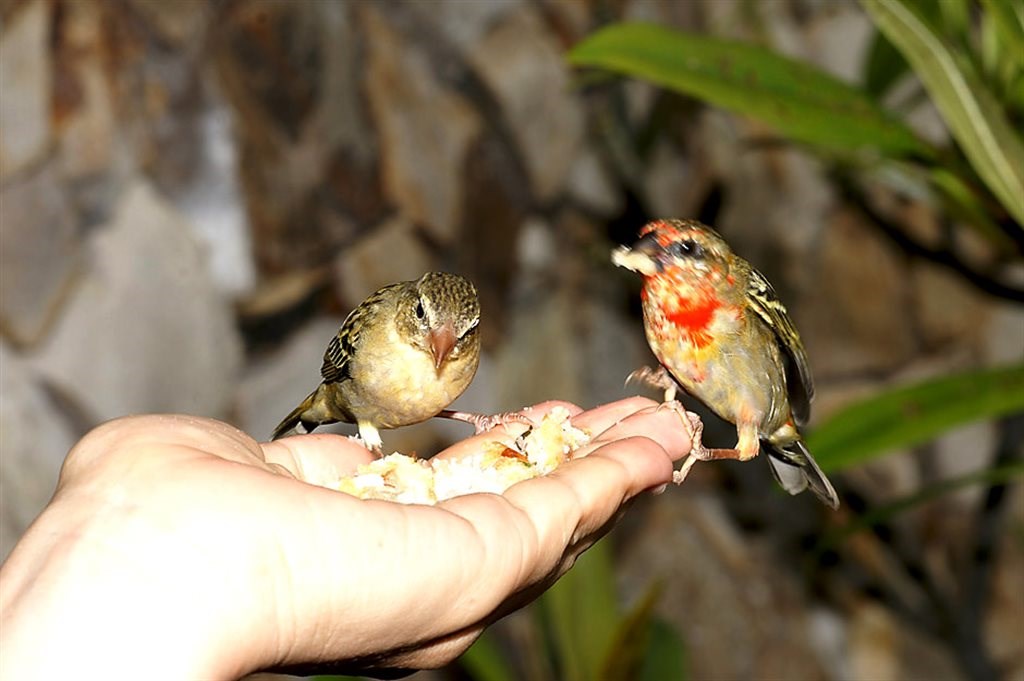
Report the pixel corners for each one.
[662,294,719,349]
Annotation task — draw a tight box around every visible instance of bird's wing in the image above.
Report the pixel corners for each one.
[321,282,405,384]
[745,268,814,424]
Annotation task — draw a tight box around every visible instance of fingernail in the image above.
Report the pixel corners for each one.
[651,483,668,495]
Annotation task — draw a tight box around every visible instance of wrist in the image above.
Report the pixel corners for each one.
[0,493,265,680]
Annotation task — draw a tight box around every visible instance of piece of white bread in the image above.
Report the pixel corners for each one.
[335,407,590,504]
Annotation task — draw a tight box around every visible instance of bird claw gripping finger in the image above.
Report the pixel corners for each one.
[438,409,534,435]
[654,400,701,446]
[663,405,714,485]
[645,401,702,485]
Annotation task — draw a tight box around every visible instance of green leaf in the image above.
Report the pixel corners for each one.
[980,0,1024,71]
[980,7,1002,85]
[863,30,910,98]
[598,582,658,681]
[980,0,1024,102]
[458,632,517,681]
[937,0,972,44]
[638,618,688,681]
[807,363,1024,472]
[568,22,930,159]
[598,581,687,681]
[861,0,1024,226]
[540,540,621,681]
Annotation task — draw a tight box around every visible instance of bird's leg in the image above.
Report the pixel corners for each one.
[673,444,750,484]
[669,413,763,484]
[627,365,702,444]
[356,420,385,457]
[437,409,534,435]
[734,422,762,462]
[626,365,679,402]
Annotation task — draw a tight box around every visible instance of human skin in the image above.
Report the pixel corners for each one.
[0,397,692,680]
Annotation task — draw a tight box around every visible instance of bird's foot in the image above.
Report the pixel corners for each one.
[438,409,534,435]
[650,400,705,485]
[655,399,702,447]
[626,365,679,402]
[356,421,385,458]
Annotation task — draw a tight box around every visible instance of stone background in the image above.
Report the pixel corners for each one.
[1,1,1021,679]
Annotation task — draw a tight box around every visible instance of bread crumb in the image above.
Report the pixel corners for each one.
[333,407,590,504]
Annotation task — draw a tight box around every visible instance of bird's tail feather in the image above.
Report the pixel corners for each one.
[271,389,318,440]
[767,440,839,509]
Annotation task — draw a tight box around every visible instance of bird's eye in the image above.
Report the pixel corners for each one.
[670,239,704,259]
[415,300,426,320]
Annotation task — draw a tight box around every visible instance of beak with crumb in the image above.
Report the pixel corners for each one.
[611,232,663,276]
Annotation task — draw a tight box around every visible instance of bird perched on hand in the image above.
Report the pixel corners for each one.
[613,219,839,509]
[272,271,483,453]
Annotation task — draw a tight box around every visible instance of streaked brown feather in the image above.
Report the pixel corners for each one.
[320,282,405,384]
[744,267,814,424]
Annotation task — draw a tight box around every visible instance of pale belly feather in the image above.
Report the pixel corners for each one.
[343,323,477,428]
[645,303,789,437]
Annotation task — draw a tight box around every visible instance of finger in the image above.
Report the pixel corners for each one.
[574,403,694,464]
[567,396,661,439]
[499,404,697,576]
[525,400,584,417]
[260,434,378,486]
[513,435,673,552]
[441,431,675,591]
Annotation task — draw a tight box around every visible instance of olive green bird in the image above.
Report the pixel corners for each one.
[272,272,485,453]
[614,219,839,509]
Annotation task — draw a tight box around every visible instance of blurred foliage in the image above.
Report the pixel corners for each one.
[862,0,1024,225]
[570,0,1024,270]
[460,540,686,681]
[809,362,1024,472]
[568,22,929,158]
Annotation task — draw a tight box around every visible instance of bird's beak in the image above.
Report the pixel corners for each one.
[632,231,662,256]
[611,232,662,275]
[429,323,457,370]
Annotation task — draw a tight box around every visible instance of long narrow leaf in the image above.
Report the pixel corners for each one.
[980,0,1024,105]
[808,363,1024,472]
[979,0,1024,73]
[937,0,971,45]
[540,540,621,681]
[639,618,688,681]
[862,0,1024,226]
[458,632,518,681]
[568,23,930,159]
[598,580,687,681]
[863,31,910,98]
[598,582,660,681]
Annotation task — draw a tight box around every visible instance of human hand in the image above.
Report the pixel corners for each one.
[0,397,692,679]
